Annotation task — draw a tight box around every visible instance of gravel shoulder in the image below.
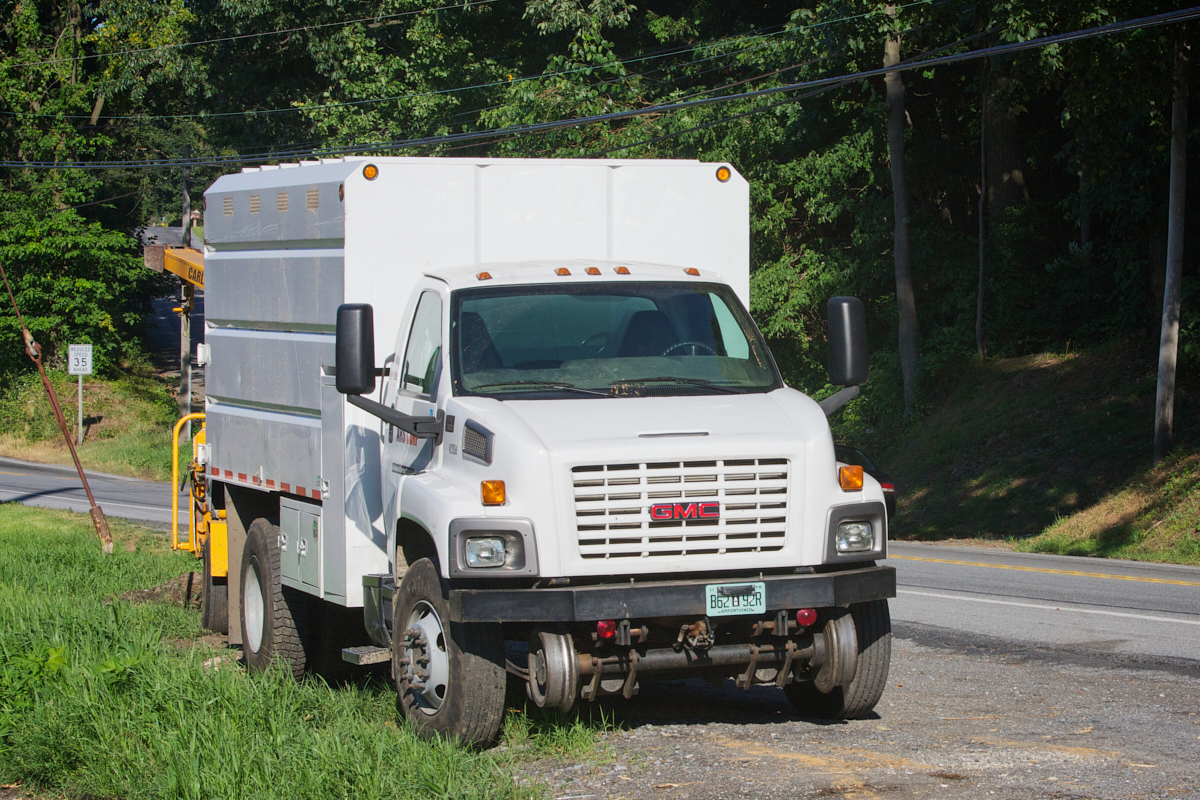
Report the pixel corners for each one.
[527,623,1200,800]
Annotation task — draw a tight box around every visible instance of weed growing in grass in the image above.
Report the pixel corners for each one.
[502,703,616,759]
[0,506,543,799]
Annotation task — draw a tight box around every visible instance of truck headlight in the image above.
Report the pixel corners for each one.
[836,521,873,553]
[464,537,507,568]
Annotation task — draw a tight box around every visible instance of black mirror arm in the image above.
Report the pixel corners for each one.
[346,395,444,444]
[819,385,860,417]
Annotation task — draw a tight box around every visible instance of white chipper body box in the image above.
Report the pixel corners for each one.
[199,157,894,746]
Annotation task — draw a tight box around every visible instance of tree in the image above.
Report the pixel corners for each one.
[1154,38,1188,463]
[884,4,918,417]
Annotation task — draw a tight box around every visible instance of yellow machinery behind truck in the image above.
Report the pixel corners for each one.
[171,413,229,633]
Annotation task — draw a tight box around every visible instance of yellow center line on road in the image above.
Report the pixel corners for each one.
[0,470,30,476]
[889,554,1200,587]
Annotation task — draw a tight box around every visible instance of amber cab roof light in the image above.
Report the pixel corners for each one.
[476,271,492,280]
[555,267,571,276]
[715,165,732,182]
[614,266,630,275]
[363,164,379,180]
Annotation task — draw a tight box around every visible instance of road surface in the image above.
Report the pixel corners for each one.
[1,455,1197,664]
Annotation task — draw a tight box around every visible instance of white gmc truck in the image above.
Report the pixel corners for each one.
[198,157,894,747]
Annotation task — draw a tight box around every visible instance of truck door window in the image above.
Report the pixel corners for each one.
[401,292,442,397]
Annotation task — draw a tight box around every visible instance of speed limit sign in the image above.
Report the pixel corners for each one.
[68,344,93,375]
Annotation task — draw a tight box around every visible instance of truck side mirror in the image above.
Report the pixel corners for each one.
[828,296,868,386]
[336,303,376,395]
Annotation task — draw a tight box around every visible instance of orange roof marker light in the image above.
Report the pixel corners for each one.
[684,268,700,276]
[586,267,601,275]
[555,268,571,276]
[715,165,732,183]
[476,271,492,281]
[363,164,379,180]
[614,266,631,275]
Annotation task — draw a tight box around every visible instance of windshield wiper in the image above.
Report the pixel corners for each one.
[471,380,611,397]
[616,376,745,394]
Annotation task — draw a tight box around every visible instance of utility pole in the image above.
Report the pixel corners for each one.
[179,144,194,442]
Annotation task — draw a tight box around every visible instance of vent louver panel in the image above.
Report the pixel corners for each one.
[572,459,790,560]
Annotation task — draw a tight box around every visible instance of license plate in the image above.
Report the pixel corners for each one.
[705,582,766,617]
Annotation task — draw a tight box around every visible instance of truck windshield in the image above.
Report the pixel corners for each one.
[450,281,782,398]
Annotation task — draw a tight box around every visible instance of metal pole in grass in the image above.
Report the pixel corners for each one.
[0,262,113,554]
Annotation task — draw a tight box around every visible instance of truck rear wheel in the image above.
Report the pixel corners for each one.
[785,599,891,720]
[392,558,505,748]
[240,518,310,678]
[201,537,228,634]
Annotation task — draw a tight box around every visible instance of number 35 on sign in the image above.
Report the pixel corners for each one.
[68,344,93,376]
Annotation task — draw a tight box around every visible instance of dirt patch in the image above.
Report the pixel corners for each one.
[113,572,200,608]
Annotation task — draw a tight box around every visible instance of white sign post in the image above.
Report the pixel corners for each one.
[68,344,93,445]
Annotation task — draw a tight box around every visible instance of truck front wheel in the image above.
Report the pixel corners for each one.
[240,518,310,678]
[393,558,505,748]
[785,599,892,720]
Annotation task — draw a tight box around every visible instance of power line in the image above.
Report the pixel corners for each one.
[5,4,1194,171]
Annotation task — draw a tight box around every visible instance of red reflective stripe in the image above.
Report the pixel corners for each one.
[281,483,291,493]
[237,473,247,482]
[210,466,218,476]
[224,470,232,478]
[311,489,322,499]
[266,479,275,488]
[297,486,307,497]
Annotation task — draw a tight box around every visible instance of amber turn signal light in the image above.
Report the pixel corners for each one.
[838,465,864,491]
[481,480,506,505]
[715,166,731,182]
[363,164,379,180]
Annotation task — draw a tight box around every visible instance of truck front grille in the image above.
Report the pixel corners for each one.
[571,459,790,559]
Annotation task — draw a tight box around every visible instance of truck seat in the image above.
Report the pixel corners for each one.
[618,310,678,357]
[460,312,504,373]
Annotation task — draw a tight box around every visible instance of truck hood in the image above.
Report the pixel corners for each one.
[501,390,813,454]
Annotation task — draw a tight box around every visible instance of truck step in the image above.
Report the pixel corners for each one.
[342,645,391,665]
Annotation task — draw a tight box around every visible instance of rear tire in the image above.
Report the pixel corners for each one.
[393,558,506,747]
[785,599,892,719]
[240,518,310,678]
[201,537,229,634]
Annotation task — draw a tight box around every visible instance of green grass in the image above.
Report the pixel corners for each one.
[0,368,182,480]
[0,505,612,799]
[865,340,1200,564]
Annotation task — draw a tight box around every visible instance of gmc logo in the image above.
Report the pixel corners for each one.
[650,502,720,521]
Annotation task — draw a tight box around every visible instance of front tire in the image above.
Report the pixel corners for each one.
[240,518,310,678]
[785,599,892,719]
[392,558,506,747]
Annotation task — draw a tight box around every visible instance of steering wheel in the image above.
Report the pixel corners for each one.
[582,332,609,354]
[661,341,717,357]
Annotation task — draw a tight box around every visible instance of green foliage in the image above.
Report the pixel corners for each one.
[0,506,541,799]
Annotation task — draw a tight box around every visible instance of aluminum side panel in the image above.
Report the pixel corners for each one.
[205,162,357,246]
[206,328,332,413]
[205,249,344,329]
[205,402,321,494]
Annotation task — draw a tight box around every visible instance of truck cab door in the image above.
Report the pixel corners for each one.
[386,289,444,476]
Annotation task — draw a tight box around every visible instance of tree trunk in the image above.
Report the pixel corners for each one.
[885,6,918,417]
[977,58,987,359]
[1155,43,1188,464]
